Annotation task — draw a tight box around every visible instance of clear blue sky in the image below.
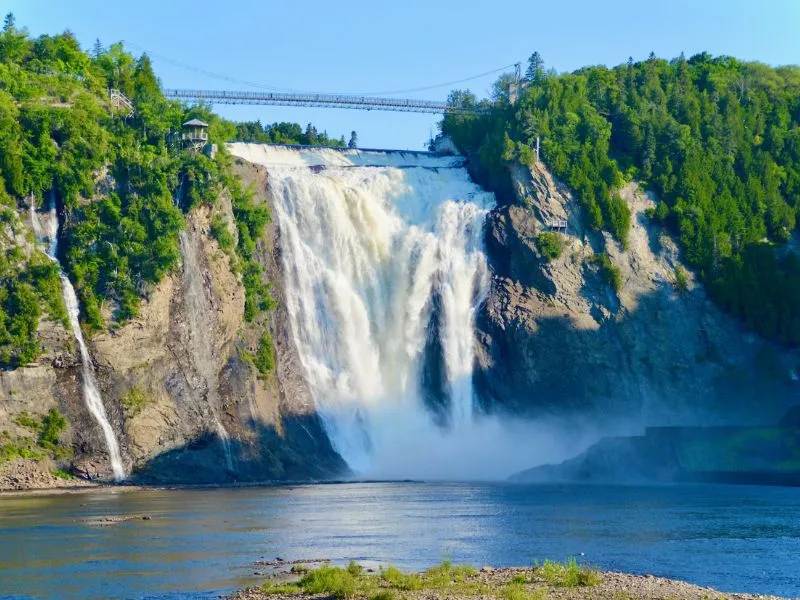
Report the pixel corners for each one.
[7,0,800,149]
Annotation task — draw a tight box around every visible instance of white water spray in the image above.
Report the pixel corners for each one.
[228,144,555,479]
[30,196,125,481]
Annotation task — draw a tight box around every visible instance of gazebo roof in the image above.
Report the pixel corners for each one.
[183,118,209,128]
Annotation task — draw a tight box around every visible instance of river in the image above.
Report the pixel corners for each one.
[1,482,798,599]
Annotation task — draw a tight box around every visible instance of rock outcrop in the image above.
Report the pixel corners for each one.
[1,160,346,487]
[475,161,800,434]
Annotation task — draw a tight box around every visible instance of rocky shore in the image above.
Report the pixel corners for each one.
[0,458,97,492]
[229,562,788,600]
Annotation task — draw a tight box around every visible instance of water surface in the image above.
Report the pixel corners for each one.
[1,482,798,599]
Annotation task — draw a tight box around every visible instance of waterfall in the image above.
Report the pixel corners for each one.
[228,144,514,477]
[30,195,125,481]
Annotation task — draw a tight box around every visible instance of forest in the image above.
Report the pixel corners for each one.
[0,16,343,367]
[443,52,800,346]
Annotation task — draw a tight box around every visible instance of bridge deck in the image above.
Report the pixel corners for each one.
[163,89,487,115]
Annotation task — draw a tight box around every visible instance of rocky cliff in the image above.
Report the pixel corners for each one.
[0,159,346,488]
[3,150,799,490]
[474,161,800,432]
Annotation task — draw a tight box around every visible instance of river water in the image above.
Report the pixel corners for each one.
[0,482,798,599]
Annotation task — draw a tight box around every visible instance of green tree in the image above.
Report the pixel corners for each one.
[525,51,545,84]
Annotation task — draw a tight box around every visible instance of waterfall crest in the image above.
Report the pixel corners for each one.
[229,144,516,477]
[30,195,125,481]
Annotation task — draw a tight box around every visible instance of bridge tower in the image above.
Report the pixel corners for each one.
[508,62,523,105]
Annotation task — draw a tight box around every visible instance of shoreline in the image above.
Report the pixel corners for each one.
[228,563,790,600]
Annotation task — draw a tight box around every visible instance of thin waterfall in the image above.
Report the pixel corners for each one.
[30,194,125,481]
[228,144,497,477]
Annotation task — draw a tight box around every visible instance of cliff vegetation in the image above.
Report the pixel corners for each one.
[0,14,344,368]
[443,51,800,346]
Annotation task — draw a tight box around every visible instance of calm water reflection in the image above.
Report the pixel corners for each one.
[0,482,798,599]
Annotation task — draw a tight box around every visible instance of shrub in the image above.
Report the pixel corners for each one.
[290,564,309,574]
[674,265,689,294]
[299,565,357,600]
[121,386,152,417]
[346,561,363,577]
[380,567,423,591]
[210,213,235,253]
[251,331,275,377]
[605,194,631,249]
[38,408,66,449]
[590,252,622,293]
[536,232,564,261]
[536,558,601,588]
[51,468,75,480]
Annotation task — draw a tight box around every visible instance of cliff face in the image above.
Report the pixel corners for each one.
[0,160,346,488]
[3,150,799,489]
[475,161,800,430]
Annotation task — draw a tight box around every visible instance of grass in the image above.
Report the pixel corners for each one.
[260,560,493,599]
[257,560,600,600]
[535,558,601,588]
[502,582,548,600]
[298,565,357,599]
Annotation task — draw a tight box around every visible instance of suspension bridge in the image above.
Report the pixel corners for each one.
[162,89,489,115]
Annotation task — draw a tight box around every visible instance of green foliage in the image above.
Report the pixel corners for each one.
[210,213,235,253]
[259,562,495,600]
[590,252,622,293]
[536,231,564,260]
[289,564,309,574]
[233,120,346,147]
[502,582,547,600]
[444,52,800,345]
[298,565,357,599]
[0,241,68,368]
[1,408,68,464]
[0,440,44,463]
[252,331,275,377]
[51,468,75,480]
[38,407,66,448]
[674,265,689,294]
[605,194,631,249]
[0,21,318,365]
[535,558,601,588]
[121,386,152,417]
[218,152,275,321]
[380,567,422,591]
[346,561,364,577]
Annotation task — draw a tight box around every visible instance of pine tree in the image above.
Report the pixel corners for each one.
[305,123,318,145]
[3,12,14,32]
[348,130,358,149]
[92,38,103,58]
[524,51,544,83]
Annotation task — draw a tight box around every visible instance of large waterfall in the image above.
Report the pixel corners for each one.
[30,196,125,481]
[229,144,550,479]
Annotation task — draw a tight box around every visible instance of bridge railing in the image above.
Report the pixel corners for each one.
[162,89,489,115]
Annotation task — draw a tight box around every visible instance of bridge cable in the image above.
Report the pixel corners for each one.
[124,40,517,97]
